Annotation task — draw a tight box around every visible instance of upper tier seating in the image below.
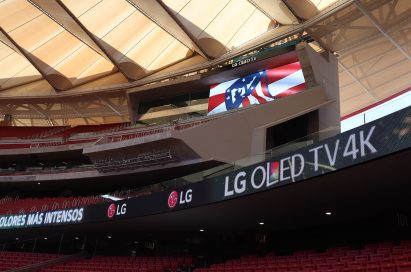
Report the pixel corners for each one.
[39,256,193,272]
[61,122,130,138]
[2,242,411,272]
[0,123,129,140]
[0,109,223,150]
[0,195,107,215]
[0,189,149,215]
[195,241,411,272]
[0,251,59,271]
[0,126,70,139]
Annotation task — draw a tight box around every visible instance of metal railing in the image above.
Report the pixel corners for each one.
[0,125,341,216]
[92,125,341,201]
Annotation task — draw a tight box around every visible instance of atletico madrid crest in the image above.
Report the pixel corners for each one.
[208,62,306,115]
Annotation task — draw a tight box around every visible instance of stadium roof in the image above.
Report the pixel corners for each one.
[0,0,410,125]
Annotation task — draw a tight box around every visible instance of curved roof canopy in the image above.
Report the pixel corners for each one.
[1,0,410,126]
[0,0,292,94]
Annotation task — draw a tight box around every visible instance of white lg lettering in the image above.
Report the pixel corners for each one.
[224,171,246,197]
[279,154,304,181]
[309,125,377,171]
[116,203,127,215]
[179,189,192,204]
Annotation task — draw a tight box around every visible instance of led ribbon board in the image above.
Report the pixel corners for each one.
[208,62,306,115]
[0,107,409,230]
[0,207,84,229]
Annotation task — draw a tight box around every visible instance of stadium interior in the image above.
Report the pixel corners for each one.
[0,0,411,271]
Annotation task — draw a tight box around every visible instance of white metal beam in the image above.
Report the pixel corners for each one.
[29,104,56,126]
[97,96,122,116]
[65,103,90,125]
[338,61,378,101]
[354,0,411,61]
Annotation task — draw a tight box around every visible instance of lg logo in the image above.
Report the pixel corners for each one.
[107,203,127,219]
[167,189,192,208]
[167,191,179,208]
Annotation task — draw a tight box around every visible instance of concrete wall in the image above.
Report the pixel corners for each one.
[297,43,341,134]
[173,86,331,162]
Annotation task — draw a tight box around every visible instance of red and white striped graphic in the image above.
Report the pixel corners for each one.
[208,62,306,115]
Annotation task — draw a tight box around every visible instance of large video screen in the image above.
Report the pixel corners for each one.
[208,62,306,115]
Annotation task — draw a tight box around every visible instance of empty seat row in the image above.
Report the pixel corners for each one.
[198,241,411,272]
[0,114,215,150]
[39,256,192,272]
[0,251,59,271]
[0,195,107,215]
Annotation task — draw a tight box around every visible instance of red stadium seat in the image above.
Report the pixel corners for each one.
[396,261,411,271]
[0,251,59,270]
[40,255,192,272]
